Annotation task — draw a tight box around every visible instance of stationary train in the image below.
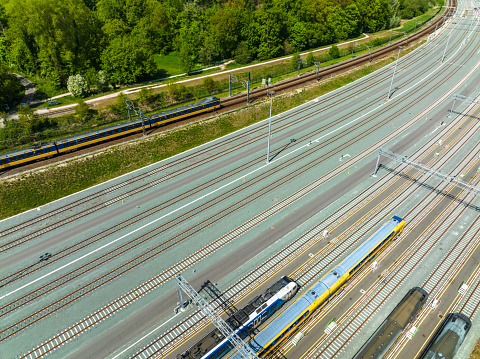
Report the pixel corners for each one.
[229,215,405,358]
[0,96,221,170]
[353,287,428,359]
[177,276,298,359]
[418,312,471,359]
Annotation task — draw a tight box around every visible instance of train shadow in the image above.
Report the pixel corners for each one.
[380,165,480,212]
[199,280,239,317]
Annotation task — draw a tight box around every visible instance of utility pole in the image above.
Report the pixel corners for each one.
[351,40,355,58]
[387,46,402,100]
[441,30,452,63]
[125,98,146,136]
[175,274,259,359]
[298,56,301,76]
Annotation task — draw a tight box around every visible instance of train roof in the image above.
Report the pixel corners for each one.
[148,96,219,119]
[336,216,403,273]
[0,141,56,159]
[247,281,327,352]
[57,97,220,144]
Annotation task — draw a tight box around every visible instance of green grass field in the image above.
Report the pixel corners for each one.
[154,52,188,77]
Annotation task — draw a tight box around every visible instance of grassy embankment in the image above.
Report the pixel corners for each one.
[0,43,424,220]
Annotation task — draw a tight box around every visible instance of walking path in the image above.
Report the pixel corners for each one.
[31,34,371,116]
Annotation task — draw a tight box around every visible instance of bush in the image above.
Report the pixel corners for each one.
[202,77,217,93]
[167,82,190,100]
[291,53,300,70]
[75,99,92,122]
[329,45,340,59]
[67,74,89,97]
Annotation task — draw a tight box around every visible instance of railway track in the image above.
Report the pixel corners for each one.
[9,0,478,358]
[140,71,480,359]
[1,1,450,181]
[1,25,457,252]
[1,15,467,299]
[4,45,475,339]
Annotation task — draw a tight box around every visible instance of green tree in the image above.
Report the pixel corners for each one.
[234,42,250,64]
[329,45,340,59]
[209,8,240,58]
[97,71,109,92]
[0,66,23,107]
[4,0,102,87]
[257,9,286,60]
[290,22,308,52]
[101,35,157,85]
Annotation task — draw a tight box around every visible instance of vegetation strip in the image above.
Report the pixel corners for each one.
[0,46,423,220]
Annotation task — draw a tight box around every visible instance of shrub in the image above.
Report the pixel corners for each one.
[329,45,340,59]
[202,77,217,93]
[67,74,89,97]
[291,53,301,70]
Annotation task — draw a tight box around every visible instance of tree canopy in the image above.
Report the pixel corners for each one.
[0,0,434,89]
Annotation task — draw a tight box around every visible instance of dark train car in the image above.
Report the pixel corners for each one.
[353,287,428,359]
[417,312,471,359]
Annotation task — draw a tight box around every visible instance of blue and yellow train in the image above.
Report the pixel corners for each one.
[0,96,221,170]
[229,215,405,358]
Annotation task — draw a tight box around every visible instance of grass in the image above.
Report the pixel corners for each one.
[394,7,439,33]
[154,52,188,77]
[0,44,421,220]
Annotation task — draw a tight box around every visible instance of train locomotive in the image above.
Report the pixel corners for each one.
[229,215,405,358]
[0,97,220,170]
[418,312,472,359]
[177,276,298,359]
[353,286,428,359]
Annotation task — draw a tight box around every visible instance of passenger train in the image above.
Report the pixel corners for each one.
[177,276,298,359]
[0,96,221,170]
[229,215,405,358]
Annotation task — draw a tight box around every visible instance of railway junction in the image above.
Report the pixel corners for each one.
[2,0,480,358]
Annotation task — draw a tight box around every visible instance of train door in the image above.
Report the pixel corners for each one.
[254,316,262,328]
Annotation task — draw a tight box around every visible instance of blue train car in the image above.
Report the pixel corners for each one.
[0,97,220,170]
[229,216,405,358]
[0,142,58,169]
[178,276,298,359]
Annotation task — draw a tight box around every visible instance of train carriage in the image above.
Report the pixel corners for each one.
[0,142,58,169]
[228,215,405,358]
[0,97,220,170]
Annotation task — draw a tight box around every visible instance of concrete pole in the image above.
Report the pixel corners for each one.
[351,41,355,58]
[229,74,232,97]
[441,30,452,63]
[387,47,402,100]
[267,95,273,162]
